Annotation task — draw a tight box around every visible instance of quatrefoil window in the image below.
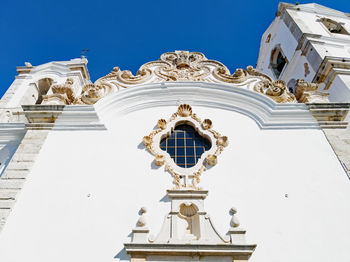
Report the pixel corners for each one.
[142,104,228,189]
[160,124,211,168]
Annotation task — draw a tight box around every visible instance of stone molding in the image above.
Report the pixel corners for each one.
[22,105,105,130]
[306,103,350,128]
[95,81,320,130]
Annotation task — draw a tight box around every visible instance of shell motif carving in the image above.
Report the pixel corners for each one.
[157,119,167,129]
[177,104,192,117]
[202,119,212,130]
[179,203,198,218]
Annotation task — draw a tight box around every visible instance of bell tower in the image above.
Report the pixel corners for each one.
[257,3,350,102]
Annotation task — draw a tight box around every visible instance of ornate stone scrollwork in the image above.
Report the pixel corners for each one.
[42,78,75,105]
[254,79,297,103]
[295,79,329,103]
[142,104,228,190]
[72,51,299,105]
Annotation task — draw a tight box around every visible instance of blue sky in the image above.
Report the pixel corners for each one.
[0,0,349,97]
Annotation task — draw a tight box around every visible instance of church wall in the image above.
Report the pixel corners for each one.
[0,105,349,262]
[328,74,350,103]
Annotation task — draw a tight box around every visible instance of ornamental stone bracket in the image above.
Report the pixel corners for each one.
[22,105,105,131]
[124,190,256,261]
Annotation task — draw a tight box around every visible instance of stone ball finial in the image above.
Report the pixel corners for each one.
[230,207,240,228]
[137,207,147,227]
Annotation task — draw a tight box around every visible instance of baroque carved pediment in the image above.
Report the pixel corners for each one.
[49,51,300,105]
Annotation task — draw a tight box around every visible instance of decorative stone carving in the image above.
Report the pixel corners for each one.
[42,78,75,105]
[137,207,147,227]
[125,190,256,261]
[254,79,296,103]
[72,51,297,105]
[142,104,228,189]
[230,207,240,228]
[295,79,329,103]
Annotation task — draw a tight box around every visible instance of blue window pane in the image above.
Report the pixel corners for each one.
[160,139,167,147]
[167,147,175,156]
[203,140,211,150]
[176,156,185,165]
[176,132,184,138]
[187,162,195,168]
[186,147,194,156]
[176,139,184,147]
[177,147,185,156]
[185,132,194,138]
[187,156,195,165]
[167,139,175,147]
[196,147,204,155]
[159,124,211,168]
[186,138,194,146]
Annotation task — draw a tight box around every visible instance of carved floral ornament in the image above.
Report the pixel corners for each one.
[41,51,310,105]
[143,104,228,190]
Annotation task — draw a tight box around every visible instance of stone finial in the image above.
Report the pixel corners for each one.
[230,207,240,228]
[137,207,147,227]
[24,62,32,67]
[131,207,149,243]
[227,207,247,244]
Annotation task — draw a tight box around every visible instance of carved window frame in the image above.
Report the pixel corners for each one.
[143,104,228,189]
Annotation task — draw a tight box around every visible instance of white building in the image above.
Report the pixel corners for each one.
[0,3,349,262]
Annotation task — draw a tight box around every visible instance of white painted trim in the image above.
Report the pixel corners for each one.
[95,82,319,130]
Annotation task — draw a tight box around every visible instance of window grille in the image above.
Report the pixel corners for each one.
[160,124,211,168]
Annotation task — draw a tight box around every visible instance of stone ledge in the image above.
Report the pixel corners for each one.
[11,153,37,162]
[0,178,26,189]
[306,103,350,129]
[0,190,19,199]
[17,143,43,153]
[2,170,29,179]
[6,161,34,170]
[0,199,16,209]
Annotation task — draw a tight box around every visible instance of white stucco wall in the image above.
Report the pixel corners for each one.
[0,98,349,262]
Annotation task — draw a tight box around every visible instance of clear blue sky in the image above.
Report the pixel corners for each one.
[0,0,349,97]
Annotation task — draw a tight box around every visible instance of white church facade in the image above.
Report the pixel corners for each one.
[0,3,349,262]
